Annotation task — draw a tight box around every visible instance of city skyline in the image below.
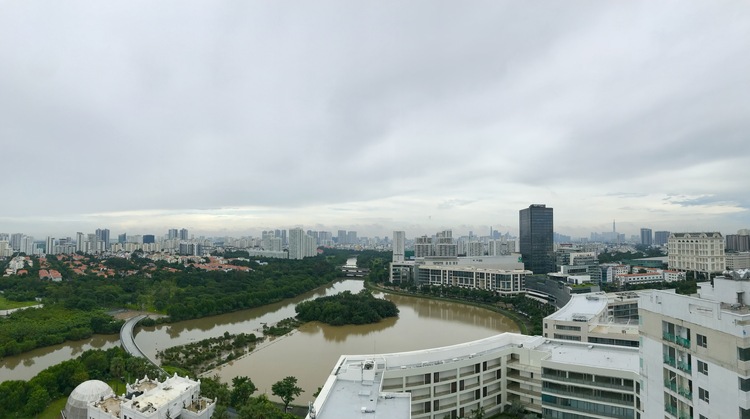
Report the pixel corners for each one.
[2,2,749,238]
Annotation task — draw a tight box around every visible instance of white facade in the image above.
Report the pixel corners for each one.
[393,231,406,263]
[415,264,530,294]
[543,292,641,347]
[85,374,215,419]
[668,232,726,274]
[288,227,316,260]
[308,334,639,419]
[639,271,750,419]
[728,252,750,270]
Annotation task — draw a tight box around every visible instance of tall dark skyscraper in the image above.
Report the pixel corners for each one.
[519,204,554,274]
[640,228,653,246]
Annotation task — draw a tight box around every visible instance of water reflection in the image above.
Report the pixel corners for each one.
[0,334,120,381]
[299,317,400,342]
[2,278,517,401]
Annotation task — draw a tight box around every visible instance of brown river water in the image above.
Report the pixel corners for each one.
[0,277,518,405]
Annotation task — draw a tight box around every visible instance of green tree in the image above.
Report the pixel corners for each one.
[271,376,303,411]
[238,394,293,419]
[230,376,257,408]
[24,384,50,416]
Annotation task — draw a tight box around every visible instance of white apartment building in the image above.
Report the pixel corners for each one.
[393,231,406,263]
[308,334,639,419]
[668,232,725,275]
[543,292,641,348]
[639,269,750,419]
[728,253,750,270]
[415,264,530,295]
[288,227,317,260]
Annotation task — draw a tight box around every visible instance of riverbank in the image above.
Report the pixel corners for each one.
[365,281,531,334]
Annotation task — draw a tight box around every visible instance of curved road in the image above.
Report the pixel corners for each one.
[120,315,164,374]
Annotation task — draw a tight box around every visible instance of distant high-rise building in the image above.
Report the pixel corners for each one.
[118,233,127,244]
[414,236,433,258]
[10,233,24,251]
[640,228,653,246]
[519,204,554,274]
[20,235,34,255]
[726,234,750,252]
[168,229,179,240]
[654,231,670,246]
[466,241,483,257]
[337,230,347,245]
[95,228,110,250]
[46,237,56,255]
[347,231,358,246]
[75,232,85,253]
[393,231,405,262]
[434,230,457,257]
[143,234,155,244]
[179,228,189,241]
[288,228,316,260]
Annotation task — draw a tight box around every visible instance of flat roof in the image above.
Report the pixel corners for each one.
[545,293,608,322]
[313,357,411,419]
[540,340,639,371]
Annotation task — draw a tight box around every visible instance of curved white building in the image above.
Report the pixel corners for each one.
[308,333,639,419]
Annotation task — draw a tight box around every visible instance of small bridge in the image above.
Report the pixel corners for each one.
[340,266,370,277]
[120,315,165,373]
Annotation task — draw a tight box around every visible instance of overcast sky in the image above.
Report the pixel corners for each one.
[1,1,749,239]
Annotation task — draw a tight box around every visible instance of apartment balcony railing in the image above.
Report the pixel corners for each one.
[663,355,676,368]
[665,404,677,416]
[664,380,677,392]
[678,387,692,400]
[677,362,692,374]
[663,332,691,349]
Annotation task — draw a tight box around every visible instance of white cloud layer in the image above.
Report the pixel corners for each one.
[1,1,749,238]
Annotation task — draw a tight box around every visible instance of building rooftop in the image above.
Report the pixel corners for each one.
[312,357,411,419]
[539,340,639,371]
[544,292,608,323]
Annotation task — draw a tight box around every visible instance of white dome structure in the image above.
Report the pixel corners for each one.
[64,380,113,419]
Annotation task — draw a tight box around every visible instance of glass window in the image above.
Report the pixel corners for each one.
[697,334,707,348]
[699,387,709,403]
[698,360,708,375]
[739,347,750,361]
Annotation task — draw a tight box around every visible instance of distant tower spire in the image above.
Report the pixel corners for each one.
[613,219,616,233]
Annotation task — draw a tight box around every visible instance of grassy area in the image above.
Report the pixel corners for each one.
[38,397,66,419]
[0,295,38,310]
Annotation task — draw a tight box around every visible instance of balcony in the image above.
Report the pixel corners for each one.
[677,387,692,400]
[663,355,676,368]
[665,405,677,416]
[664,380,677,392]
[663,333,691,349]
[676,362,691,374]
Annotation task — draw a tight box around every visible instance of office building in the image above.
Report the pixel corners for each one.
[143,234,155,244]
[640,228,653,246]
[118,233,127,244]
[179,228,189,241]
[519,204,554,275]
[393,231,405,263]
[668,232,725,276]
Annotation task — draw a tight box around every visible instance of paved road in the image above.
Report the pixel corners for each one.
[120,315,148,358]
